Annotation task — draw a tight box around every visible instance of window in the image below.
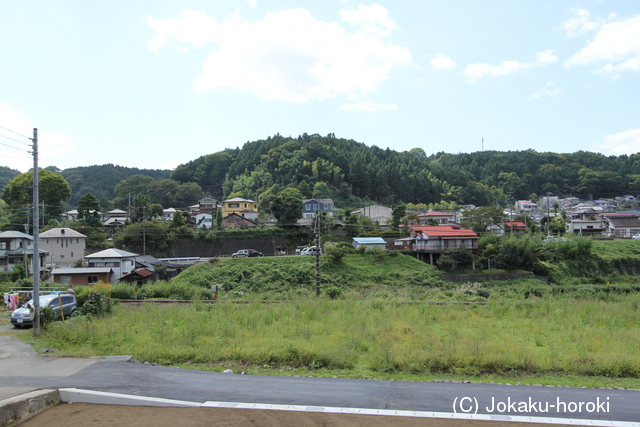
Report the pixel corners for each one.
[0,242,6,250]
[228,203,240,208]
[87,275,98,284]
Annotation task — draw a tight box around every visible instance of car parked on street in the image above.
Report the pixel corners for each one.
[11,293,77,328]
[300,246,322,256]
[232,249,263,258]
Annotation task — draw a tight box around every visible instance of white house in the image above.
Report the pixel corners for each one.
[84,248,138,283]
[352,237,387,251]
[352,205,392,225]
[39,228,87,268]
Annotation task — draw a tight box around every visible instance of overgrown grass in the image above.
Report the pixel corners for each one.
[28,295,640,387]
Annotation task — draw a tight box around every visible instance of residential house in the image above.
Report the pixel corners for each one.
[222,197,258,221]
[39,228,87,268]
[504,221,526,234]
[600,214,640,238]
[398,226,479,266]
[567,207,603,236]
[190,213,214,229]
[417,210,453,226]
[102,209,128,237]
[221,212,258,229]
[0,231,48,274]
[516,200,539,213]
[352,204,392,225]
[302,199,334,218]
[162,207,177,221]
[119,255,186,286]
[50,267,113,286]
[352,237,387,251]
[84,248,138,283]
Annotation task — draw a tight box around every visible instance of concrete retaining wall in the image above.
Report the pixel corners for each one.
[0,389,60,427]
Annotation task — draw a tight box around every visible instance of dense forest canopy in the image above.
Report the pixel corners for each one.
[2,134,639,210]
[61,164,172,206]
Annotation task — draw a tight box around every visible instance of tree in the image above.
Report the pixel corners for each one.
[148,179,180,207]
[391,203,406,230]
[461,206,506,233]
[77,193,101,226]
[115,220,171,255]
[129,194,151,223]
[312,182,331,199]
[174,182,204,208]
[2,169,71,231]
[270,187,303,227]
[436,247,474,271]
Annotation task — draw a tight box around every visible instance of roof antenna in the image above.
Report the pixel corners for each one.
[482,137,484,151]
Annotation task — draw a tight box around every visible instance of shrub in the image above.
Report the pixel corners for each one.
[323,243,349,263]
[74,291,113,317]
[326,286,342,299]
[110,283,136,299]
[40,306,57,329]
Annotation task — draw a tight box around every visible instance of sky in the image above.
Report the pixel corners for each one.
[0,1,639,173]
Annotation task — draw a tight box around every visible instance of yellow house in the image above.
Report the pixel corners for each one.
[222,197,259,220]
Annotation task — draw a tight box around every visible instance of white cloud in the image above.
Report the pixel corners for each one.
[565,15,640,76]
[147,9,413,104]
[431,54,456,69]
[561,8,600,37]
[340,101,397,111]
[529,81,564,100]
[464,50,556,83]
[592,129,640,155]
[339,3,397,37]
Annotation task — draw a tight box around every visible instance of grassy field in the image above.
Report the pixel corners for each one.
[17,294,640,389]
[7,244,640,388]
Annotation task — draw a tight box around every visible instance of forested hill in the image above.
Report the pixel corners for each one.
[5,133,639,209]
[62,164,171,206]
[170,133,640,206]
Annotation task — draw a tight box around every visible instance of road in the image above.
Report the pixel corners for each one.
[1,323,639,425]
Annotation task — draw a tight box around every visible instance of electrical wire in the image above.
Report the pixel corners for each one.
[0,124,32,144]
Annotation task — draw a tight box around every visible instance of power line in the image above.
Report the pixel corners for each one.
[0,124,32,143]
[0,133,32,152]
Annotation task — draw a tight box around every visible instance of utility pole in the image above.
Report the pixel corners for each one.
[314,210,320,297]
[546,192,551,236]
[142,206,146,255]
[32,128,41,336]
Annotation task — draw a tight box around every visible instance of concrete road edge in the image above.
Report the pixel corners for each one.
[0,389,60,427]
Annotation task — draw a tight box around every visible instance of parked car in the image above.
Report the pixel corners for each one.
[11,293,77,328]
[300,246,322,256]
[232,249,263,258]
[632,234,640,240]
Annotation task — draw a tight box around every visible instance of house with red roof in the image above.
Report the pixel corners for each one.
[504,221,526,234]
[417,210,454,226]
[396,226,479,266]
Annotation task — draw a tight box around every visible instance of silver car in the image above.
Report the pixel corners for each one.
[11,293,77,328]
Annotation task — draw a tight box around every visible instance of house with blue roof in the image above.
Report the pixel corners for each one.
[352,237,387,251]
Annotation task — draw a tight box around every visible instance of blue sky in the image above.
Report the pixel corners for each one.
[0,1,638,173]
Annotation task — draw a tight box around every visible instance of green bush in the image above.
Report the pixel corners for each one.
[326,286,342,299]
[75,291,113,317]
[40,306,57,329]
[110,283,136,299]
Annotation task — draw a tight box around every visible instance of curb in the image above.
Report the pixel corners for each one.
[0,389,60,427]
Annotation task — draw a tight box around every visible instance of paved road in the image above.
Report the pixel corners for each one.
[1,324,639,424]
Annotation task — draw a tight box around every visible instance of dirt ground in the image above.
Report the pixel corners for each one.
[20,403,569,427]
